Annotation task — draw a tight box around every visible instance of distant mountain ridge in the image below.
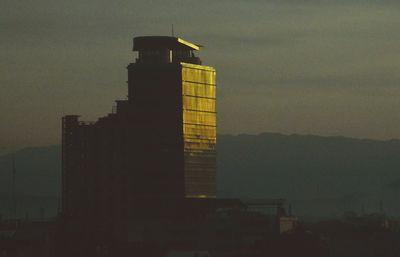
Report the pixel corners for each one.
[218,133,400,217]
[2,133,400,219]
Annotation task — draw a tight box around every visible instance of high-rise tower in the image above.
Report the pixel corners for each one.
[61,36,216,220]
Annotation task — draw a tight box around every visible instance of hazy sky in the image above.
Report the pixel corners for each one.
[1,0,400,154]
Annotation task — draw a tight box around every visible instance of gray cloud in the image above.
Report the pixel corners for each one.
[1,0,400,154]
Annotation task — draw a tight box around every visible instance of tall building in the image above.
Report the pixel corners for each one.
[56,36,296,257]
[61,36,216,221]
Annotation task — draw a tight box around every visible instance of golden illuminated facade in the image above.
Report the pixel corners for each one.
[181,63,216,197]
[62,36,216,221]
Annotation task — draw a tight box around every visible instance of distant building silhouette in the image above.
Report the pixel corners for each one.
[61,36,216,221]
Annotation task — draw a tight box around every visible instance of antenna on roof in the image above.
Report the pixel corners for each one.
[172,24,175,37]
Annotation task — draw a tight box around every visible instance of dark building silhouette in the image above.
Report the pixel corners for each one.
[61,36,216,221]
[58,36,298,257]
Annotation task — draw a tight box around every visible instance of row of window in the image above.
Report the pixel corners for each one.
[182,67,216,85]
[183,141,216,150]
[183,96,216,112]
[182,82,216,98]
[183,124,216,138]
[183,110,216,126]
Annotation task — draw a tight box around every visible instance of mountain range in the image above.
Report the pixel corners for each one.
[2,133,400,220]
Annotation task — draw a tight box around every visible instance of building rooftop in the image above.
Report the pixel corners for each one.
[133,36,201,51]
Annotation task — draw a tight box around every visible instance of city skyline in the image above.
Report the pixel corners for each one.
[2,0,400,154]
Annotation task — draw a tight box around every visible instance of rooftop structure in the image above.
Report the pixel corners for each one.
[133,36,202,64]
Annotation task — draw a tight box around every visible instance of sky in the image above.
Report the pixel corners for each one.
[1,0,400,154]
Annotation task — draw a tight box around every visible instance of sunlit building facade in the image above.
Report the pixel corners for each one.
[181,63,216,197]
